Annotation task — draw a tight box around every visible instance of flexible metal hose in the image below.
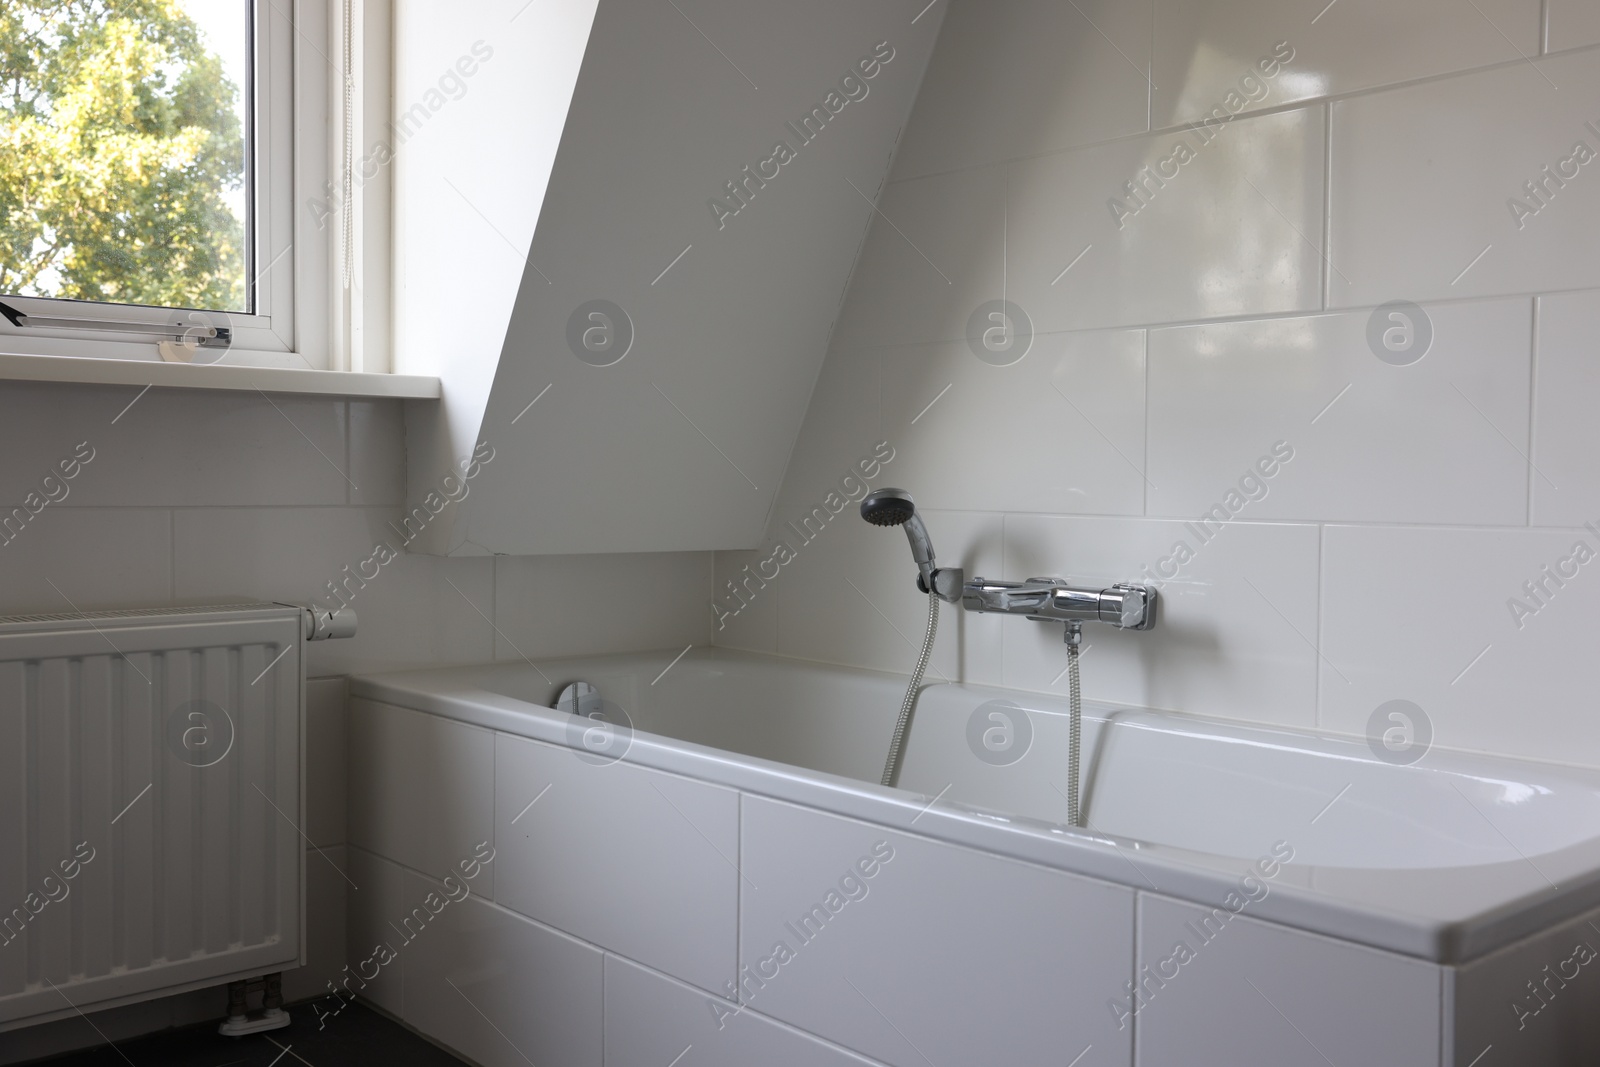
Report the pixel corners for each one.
[1067,636,1082,826]
[880,590,938,788]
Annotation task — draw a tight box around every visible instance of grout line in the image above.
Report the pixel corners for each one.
[1002,166,1008,305]
[884,40,1600,187]
[1129,888,1142,1065]
[344,399,353,505]
[772,550,782,654]
[1526,296,1540,526]
[1146,0,1155,133]
[999,511,1010,685]
[838,285,1600,354]
[1321,102,1334,311]
[1141,329,1151,517]
[93,503,1600,536]
[1314,523,1325,731]
[734,794,742,1003]
[491,555,501,661]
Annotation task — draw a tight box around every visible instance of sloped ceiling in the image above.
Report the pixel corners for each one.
[399,0,946,554]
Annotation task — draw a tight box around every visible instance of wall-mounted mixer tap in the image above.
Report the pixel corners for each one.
[961,578,1156,640]
[859,487,1156,824]
[858,488,1158,639]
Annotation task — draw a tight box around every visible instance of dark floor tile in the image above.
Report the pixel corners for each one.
[17,1001,470,1067]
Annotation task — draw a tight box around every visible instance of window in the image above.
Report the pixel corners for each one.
[0,0,337,370]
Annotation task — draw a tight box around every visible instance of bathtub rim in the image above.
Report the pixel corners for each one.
[350,648,1600,966]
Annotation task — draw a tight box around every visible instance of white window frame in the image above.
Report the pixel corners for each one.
[0,0,339,372]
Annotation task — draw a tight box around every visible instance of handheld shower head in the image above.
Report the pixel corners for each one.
[860,488,917,528]
[860,488,941,591]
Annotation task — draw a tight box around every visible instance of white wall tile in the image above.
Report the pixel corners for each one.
[1449,901,1600,1066]
[1532,289,1600,526]
[310,548,495,675]
[712,549,779,652]
[172,506,496,674]
[281,844,349,1003]
[494,733,738,994]
[0,395,109,510]
[1148,299,1532,525]
[1329,50,1600,306]
[1008,107,1326,332]
[343,847,409,1015]
[1004,515,1321,725]
[1135,894,1441,1066]
[1153,0,1540,127]
[882,331,1147,517]
[0,508,170,616]
[778,508,1006,686]
[1321,524,1600,765]
[402,881,603,1067]
[0,385,350,508]
[603,954,884,1067]
[1547,0,1600,51]
[739,796,1134,1067]
[347,399,406,507]
[0,383,512,678]
[347,698,495,882]
[892,0,1152,180]
[305,678,348,848]
[492,551,711,662]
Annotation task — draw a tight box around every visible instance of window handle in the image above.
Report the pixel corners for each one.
[0,300,232,350]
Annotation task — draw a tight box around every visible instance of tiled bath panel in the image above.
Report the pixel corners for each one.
[341,668,1600,1066]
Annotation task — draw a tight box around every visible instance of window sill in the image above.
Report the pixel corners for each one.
[0,352,440,399]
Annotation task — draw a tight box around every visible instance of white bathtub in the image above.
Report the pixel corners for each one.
[346,647,1600,1067]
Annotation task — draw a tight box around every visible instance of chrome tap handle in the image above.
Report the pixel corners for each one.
[1098,584,1156,630]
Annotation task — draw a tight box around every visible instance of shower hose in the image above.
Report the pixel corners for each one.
[879,590,938,787]
[1066,630,1081,827]
[880,594,1083,829]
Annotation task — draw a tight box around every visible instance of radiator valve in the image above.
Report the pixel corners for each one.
[288,604,358,641]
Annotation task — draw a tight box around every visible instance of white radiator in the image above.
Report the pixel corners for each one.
[0,604,312,1030]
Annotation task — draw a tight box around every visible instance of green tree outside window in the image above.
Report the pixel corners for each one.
[0,0,247,313]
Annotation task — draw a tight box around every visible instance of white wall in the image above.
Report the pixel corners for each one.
[393,0,600,550]
[716,0,1600,769]
[411,0,945,556]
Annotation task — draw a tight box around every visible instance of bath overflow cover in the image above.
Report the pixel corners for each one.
[555,681,634,765]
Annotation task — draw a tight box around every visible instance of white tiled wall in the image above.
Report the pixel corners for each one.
[0,380,709,1052]
[719,0,1600,768]
[0,382,712,677]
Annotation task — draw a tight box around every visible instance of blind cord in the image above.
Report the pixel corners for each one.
[342,0,354,291]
